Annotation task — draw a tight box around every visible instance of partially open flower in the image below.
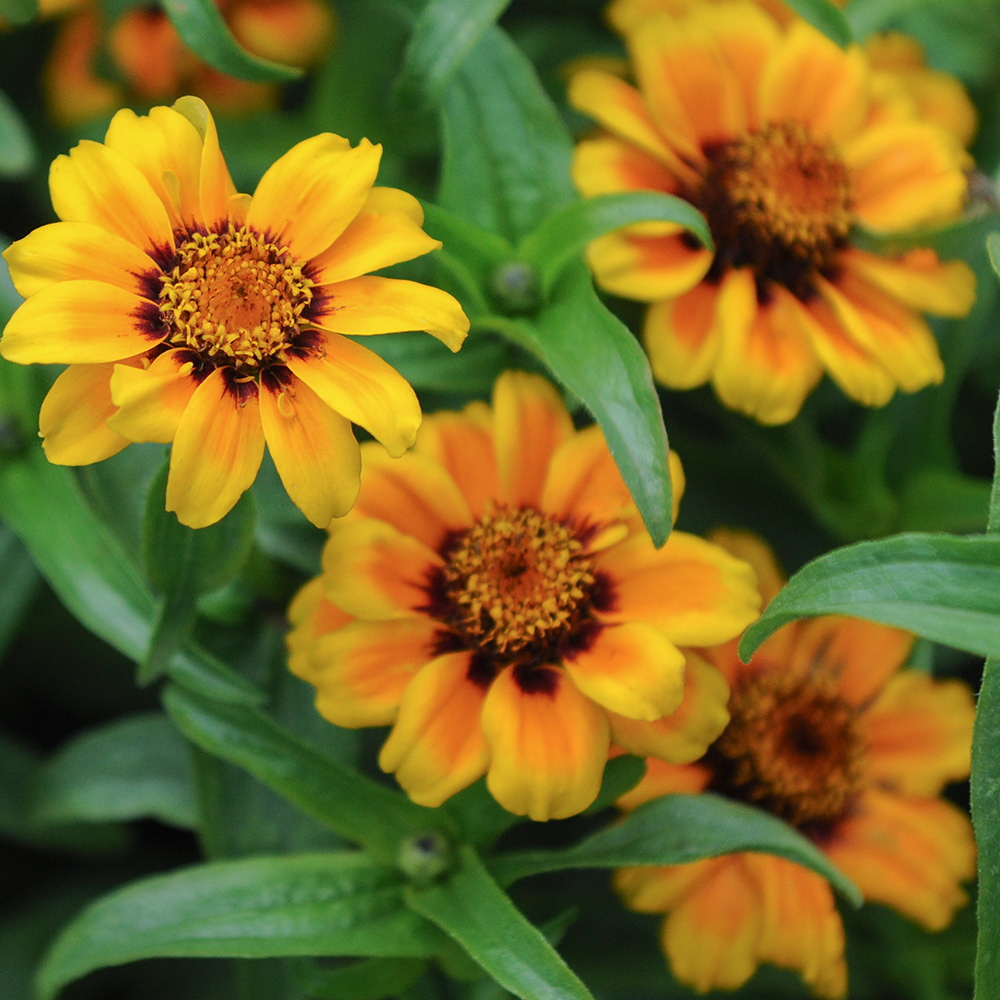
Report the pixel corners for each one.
[569,1,976,423]
[615,529,976,997]
[287,372,762,821]
[1,97,468,528]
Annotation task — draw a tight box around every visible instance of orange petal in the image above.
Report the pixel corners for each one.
[305,617,438,727]
[706,527,787,607]
[644,279,723,390]
[108,348,199,443]
[617,755,711,811]
[564,622,686,721]
[286,576,353,679]
[481,665,611,820]
[287,336,421,458]
[309,187,442,286]
[39,362,130,465]
[824,790,975,931]
[49,139,174,251]
[1,281,161,365]
[865,672,974,795]
[571,136,681,201]
[379,652,489,807]
[171,96,240,227]
[615,855,723,914]
[492,371,574,508]
[586,230,713,302]
[3,222,156,299]
[313,275,468,352]
[259,372,361,528]
[596,529,761,646]
[609,652,730,763]
[164,369,266,528]
[248,134,382,261]
[321,517,439,620]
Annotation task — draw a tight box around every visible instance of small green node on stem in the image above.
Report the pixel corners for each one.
[487,260,543,316]
[398,831,455,885]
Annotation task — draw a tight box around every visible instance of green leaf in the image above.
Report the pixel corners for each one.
[582,755,645,816]
[396,0,513,108]
[0,521,40,659]
[163,684,453,863]
[739,533,1000,662]
[37,853,444,1000]
[489,793,861,907]
[783,0,853,45]
[896,468,991,533]
[160,0,303,82]
[405,846,594,1000]
[0,89,36,178]
[30,713,196,830]
[438,25,575,243]
[0,0,37,25]
[519,192,712,297]
[490,264,672,546]
[292,957,427,1000]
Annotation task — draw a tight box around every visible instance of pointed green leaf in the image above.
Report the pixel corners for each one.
[405,846,594,1000]
[489,793,861,906]
[784,0,852,45]
[0,0,37,25]
[292,957,427,1000]
[739,533,1000,662]
[161,0,303,81]
[38,853,443,1000]
[0,89,36,178]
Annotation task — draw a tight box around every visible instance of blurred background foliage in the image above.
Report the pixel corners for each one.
[0,0,998,998]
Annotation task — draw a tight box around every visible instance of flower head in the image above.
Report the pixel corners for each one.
[569,1,976,423]
[1,98,469,528]
[615,530,976,996]
[287,372,762,820]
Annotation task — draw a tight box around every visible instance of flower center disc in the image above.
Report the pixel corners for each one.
[441,504,596,657]
[701,122,852,297]
[707,670,865,829]
[159,224,315,372]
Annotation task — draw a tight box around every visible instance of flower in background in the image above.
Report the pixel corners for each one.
[287,372,762,820]
[44,0,335,126]
[1,97,468,527]
[615,530,976,997]
[569,1,976,424]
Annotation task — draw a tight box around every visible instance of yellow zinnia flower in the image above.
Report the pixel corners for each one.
[615,530,976,997]
[287,371,762,821]
[569,1,976,424]
[1,97,469,528]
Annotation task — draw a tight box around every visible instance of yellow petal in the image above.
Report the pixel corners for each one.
[3,222,156,299]
[286,335,421,458]
[108,348,199,443]
[39,362,130,465]
[379,652,489,807]
[248,134,382,261]
[165,369,266,528]
[1,281,161,364]
[586,230,713,302]
[49,139,174,251]
[313,275,469,352]
[643,280,723,390]
[172,96,239,227]
[481,665,610,821]
[259,371,361,528]
[572,136,681,201]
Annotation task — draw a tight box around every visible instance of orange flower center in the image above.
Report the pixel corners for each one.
[158,224,315,372]
[707,668,865,830]
[700,122,853,300]
[440,504,596,657]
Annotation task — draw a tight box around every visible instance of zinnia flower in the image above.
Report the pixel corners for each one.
[615,530,976,997]
[287,371,762,821]
[1,97,469,528]
[569,1,976,424]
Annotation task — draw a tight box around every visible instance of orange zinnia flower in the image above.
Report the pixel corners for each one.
[615,530,976,997]
[1,98,469,528]
[287,372,762,821]
[569,1,976,424]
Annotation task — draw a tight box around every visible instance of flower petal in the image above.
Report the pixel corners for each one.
[586,230,713,302]
[165,369,266,528]
[379,652,489,807]
[1,281,161,364]
[564,622,686,721]
[309,187,442,286]
[287,335,421,458]
[108,348,199,443]
[572,135,682,201]
[39,362,130,465]
[172,96,240,227]
[259,371,362,528]
[304,618,438,727]
[248,133,382,261]
[286,576,353,679]
[313,275,468,352]
[49,139,174,251]
[644,279,723,390]
[3,222,157,299]
[321,517,439,620]
[482,665,610,820]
